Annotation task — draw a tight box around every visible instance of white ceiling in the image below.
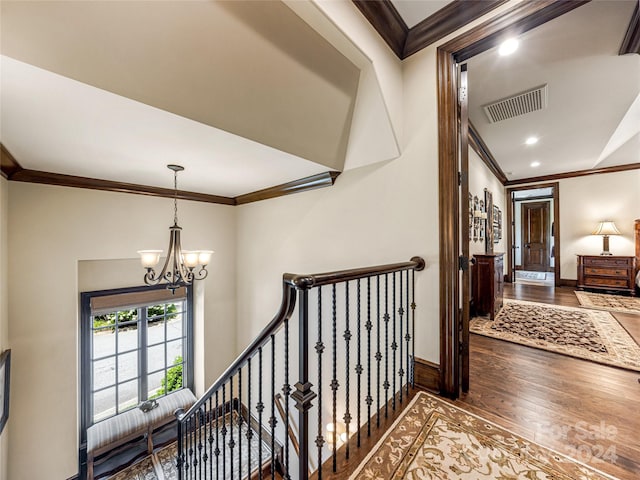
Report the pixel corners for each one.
[0,0,399,197]
[467,0,640,181]
[391,0,453,28]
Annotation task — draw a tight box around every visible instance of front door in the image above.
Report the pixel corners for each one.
[522,201,550,271]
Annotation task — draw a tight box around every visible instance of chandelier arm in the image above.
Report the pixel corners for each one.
[143,268,162,286]
[192,266,209,281]
[173,226,193,285]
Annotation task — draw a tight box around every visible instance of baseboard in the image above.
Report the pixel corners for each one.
[559,278,577,287]
[414,357,440,392]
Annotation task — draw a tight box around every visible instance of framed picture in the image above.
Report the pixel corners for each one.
[0,349,10,435]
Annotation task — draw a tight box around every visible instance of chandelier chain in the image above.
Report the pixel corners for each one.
[174,168,179,226]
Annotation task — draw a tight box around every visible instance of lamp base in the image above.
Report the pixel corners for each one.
[600,235,612,256]
[600,252,613,256]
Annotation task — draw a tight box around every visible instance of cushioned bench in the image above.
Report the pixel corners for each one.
[87,388,197,479]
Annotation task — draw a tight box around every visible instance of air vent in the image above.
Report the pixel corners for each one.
[483,85,548,123]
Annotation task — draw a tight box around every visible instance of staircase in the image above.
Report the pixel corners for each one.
[175,257,426,480]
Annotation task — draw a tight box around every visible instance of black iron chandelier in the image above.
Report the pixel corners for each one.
[138,164,213,292]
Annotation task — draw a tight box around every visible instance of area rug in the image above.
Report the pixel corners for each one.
[575,291,640,315]
[108,412,271,479]
[516,271,547,280]
[470,299,640,372]
[350,391,617,480]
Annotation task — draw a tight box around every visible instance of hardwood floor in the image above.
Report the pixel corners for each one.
[314,284,640,479]
[458,284,640,480]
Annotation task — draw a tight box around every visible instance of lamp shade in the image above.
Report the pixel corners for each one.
[592,221,620,236]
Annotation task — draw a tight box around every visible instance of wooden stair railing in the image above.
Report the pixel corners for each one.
[175,257,426,480]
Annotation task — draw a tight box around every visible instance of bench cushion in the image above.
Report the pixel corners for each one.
[87,388,197,453]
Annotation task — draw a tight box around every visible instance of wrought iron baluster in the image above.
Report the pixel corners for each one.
[215,391,220,480]
[258,348,264,480]
[188,416,193,480]
[208,397,213,480]
[283,319,291,479]
[222,383,227,480]
[399,272,404,404]
[411,270,416,387]
[344,281,352,460]
[247,358,252,480]
[239,367,243,480]
[316,287,324,480]
[405,269,410,396]
[366,277,373,437]
[331,283,338,472]
[229,376,235,480]
[270,335,276,480]
[356,279,362,447]
[384,273,390,419]
[376,275,381,428]
[392,272,397,411]
[198,403,203,480]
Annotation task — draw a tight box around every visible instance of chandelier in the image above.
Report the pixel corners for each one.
[138,165,213,292]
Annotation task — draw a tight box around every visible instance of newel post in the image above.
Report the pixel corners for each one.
[291,288,316,480]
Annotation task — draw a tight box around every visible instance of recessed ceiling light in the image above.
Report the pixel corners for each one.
[525,136,539,145]
[531,161,541,168]
[498,38,519,56]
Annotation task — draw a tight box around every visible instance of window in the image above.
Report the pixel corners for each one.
[80,285,193,430]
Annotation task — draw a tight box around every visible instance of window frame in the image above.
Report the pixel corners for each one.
[79,284,194,447]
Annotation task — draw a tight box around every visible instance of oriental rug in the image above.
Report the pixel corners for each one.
[108,412,271,480]
[470,299,640,372]
[575,291,640,315]
[349,391,618,480]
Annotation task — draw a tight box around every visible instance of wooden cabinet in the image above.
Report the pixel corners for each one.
[577,255,636,296]
[472,253,504,320]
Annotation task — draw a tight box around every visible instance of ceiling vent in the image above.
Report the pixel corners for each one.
[483,84,548,123]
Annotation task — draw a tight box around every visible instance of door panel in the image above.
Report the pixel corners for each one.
[522,202,550,272]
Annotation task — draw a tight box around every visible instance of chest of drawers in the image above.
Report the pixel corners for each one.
[576,255,636,296]
[472,253,505,319]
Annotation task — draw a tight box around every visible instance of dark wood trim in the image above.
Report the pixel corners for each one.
[505,162,640,186]
[351,0,407,58]
[506,182,560,287]
[511,194,554,202]
[0,143,23,179]
[448,0,590,63]
[404,0,508,58]
[413,357,440,392]
[559,278,577,287]
[620,2,640,55]
[10,169,236,205]
[235,171,341,205]
[437,0,587,399]
[468,121,507,184]
[3,141,340,205]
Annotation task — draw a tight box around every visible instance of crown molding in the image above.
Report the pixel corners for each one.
[352,0,407,58]
[1,143,340,205]
[404,0,508,59]
[352,0,508,60]
[1,144,23,179]
[620,2,640,55]
[235,171,341,205]
[468,122,507,185]
[504,163,640,186]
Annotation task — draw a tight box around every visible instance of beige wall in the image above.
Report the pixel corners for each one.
[469,148,506,258]
[0,177,8,480]
[7,182,236,479]
[557,170,640,279]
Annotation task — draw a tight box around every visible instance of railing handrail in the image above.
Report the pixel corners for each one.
[284,256,426,289]
[178,280,297,419]
[176,256,426,420]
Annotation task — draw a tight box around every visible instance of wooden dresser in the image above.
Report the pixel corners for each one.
[577,255,636,296]
[472,253,504,319]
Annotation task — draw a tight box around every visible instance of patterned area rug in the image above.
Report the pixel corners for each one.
[470,299,640,372]
[350,392,617,480]
[108,413,271,480]
[516,271,546,280]
[575,291,640,315]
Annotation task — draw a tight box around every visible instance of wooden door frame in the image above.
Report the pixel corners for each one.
[437,0,587,398]
[520,200,552,272]
[507,183,560,285]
